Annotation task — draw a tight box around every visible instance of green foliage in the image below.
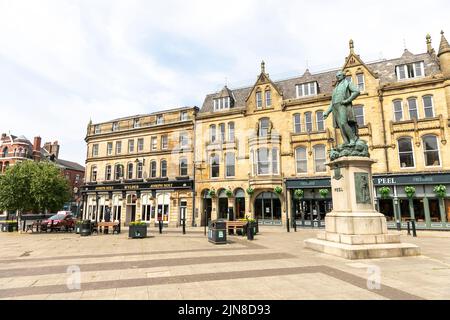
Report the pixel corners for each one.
[319,189,329,198]
[294,189,304,199]
[379,186,391,199]
[405,186,416,198]
[274,186,283,194]
[208,188,216,198]
[130,220,147,226]
[433,185,446,198]
[225,189,233,197]
[0,161,71,213]
[246,187,254,195]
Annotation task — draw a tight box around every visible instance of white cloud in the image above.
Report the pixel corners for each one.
[0,0,448,164]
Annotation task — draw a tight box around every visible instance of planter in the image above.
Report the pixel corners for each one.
[1,223,17,232]
[129,225,147,239]
[80,221,92,237]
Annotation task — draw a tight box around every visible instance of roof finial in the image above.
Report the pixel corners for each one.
[261,60,265,74]
[426,33,434,54]
[441,30,445,36]
[438,29,450,57]
[349,39,354,54]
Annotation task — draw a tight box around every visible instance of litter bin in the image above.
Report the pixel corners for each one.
[80,220,92,237]
[208,219,227,244]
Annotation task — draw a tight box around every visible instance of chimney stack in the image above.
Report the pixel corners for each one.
[33,136,41,161]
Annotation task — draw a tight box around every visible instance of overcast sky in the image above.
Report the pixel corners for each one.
[0,0,449,165]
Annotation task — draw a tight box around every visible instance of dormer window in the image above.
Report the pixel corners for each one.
[396,61,424,80]
[296,82,318,98]
[356,73,365,91]
[265,90,272,107]
[156,115,164,125]
[133,118,140,128]
[213,97,231,111]
[94,125,101,134]
[180,111,188,121]
[112,122,119,132]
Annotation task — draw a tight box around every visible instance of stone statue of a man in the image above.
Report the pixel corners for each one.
[324,71,360,146]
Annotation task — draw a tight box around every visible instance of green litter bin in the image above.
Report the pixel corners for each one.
[208,219,227,244]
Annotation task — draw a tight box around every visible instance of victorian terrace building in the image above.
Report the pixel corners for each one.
[82,107,198,227]
[193,32,450,230]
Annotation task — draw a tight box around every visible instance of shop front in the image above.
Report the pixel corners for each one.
[373,173,450,230]
[81,180,194,227]
[285,178,332,228]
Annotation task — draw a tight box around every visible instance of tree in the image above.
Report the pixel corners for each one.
[0,161,71,215]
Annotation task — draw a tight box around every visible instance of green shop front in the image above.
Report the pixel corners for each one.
[373,173,450,230]
[285,178,332,228]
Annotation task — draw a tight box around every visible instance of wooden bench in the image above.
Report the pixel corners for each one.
[226,221,247,234]
[96,221,121,234]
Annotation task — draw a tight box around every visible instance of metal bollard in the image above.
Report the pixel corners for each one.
[293,220,297,232]
[286,218,290,233]
[158,220,163,234]
[396,220,401,231]
[411,220,417,237]
[247,223,254,240]
[407,221,411,235]
[182,218,186,235]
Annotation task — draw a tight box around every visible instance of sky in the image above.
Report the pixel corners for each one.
[0,0,449,165]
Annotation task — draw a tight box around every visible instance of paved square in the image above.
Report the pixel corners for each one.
[0,227,449,300]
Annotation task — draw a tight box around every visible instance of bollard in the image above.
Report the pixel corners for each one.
[396,220,401,231]
[293,220,297,232]
[286,218,290,233]
[182,218,186,235]
[246,223,254,240]
[407,221,411,235]
[411,220,417,237]
[158,220,163,234]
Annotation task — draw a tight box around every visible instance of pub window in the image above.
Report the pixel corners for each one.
[423,135,440,167]
[150,161,157,178]
[228,122,235,142]
[210,154,220,178]
[407,97,418,120]
[305,112,312,133]
[127,163,133,180]
[209,125,216,143]
[265,90,272,107]
[293,113,301,133]
[356,73,365,91]
[295,147,307,174]
[225,152,235,177]
[105,165,112,180]
[398,137,415,168]
[160,160,167,177]
[422,95,435,118]
[316,111,324,131]
[353,105,365,126]
[314,145,326,173]
[90,166,97,182]
[256,91,262,108]
[393,100,403,122]
[179,158,188,176]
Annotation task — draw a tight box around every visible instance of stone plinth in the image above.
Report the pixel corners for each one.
[304,156,420,259]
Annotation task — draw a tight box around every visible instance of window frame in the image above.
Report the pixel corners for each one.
[305,112,312,133]
[128,139,135,153]
[353,105,365,127]
[256,91,263,109]
[179,157,188,176]
[150,160,157,178]
[115,141,122,155]
[210,154,220,178]
[295,147,308,174]
[393,100,404,122]
[160,160,167,177]
[422,135,441,167]
[92,144,99,157]
[265,89,272,107]
[313,145,326,173]
[397,137,415,169]
[151,136,157,151]
[316,111,325,131]
[161,135,168,150]
[356,73,365,91]
[296,82,318,98]
[225,152,235,177]
[422,95,435,118]
[293,113,301,134]
[407,97,419,120]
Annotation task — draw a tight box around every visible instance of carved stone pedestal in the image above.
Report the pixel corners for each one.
[304,156,420,259]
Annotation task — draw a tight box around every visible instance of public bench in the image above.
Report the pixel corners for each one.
[226,221,247,234]
[95,221,121,234]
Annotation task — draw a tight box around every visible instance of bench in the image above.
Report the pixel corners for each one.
[96,221,121,234]
[226,221,247,234]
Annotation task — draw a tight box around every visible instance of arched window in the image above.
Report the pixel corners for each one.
[2,147,7,158]
[127,163,133,179]
[305,112,312,132]
[295,147,307,174]
[228,122,235,142]
[114,164,124,180]
[259,118,270,137]
[393,100,403,122]
[265,89,272,107]
[136,162,143,179]
[293,114,301,133]
[407,97,418,120]
[313,145,326,173]
[210,154,220,178]
[150,160,157,178]
[105,165,112,180]
[209,124,216,143]
[160,160,167,177]
[316,111,324,131]
[422,95,434,118]
[423,135,440,166]
[91,166,98,182]
[398,137,414,168]
[179,158,188,176]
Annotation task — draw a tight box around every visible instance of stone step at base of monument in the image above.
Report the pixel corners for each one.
[317,231,401,245]
[304,238,420,260]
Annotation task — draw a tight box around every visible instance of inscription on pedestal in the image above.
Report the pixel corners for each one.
[354,172,370,204]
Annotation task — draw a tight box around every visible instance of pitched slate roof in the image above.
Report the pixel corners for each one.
[200,50,441,114]
[55,159,85,172]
